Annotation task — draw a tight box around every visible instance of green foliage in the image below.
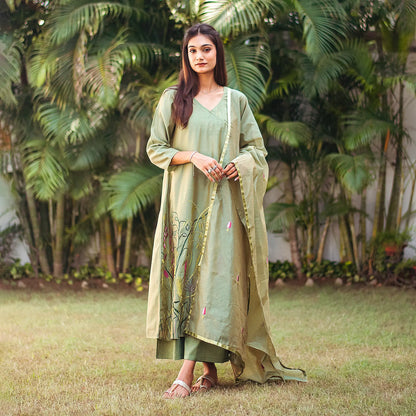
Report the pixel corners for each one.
[2,0,416,282]
[0,34,21,107]
[302,260,357,281]
[0,222,22,277]
[258,116,311,147]
[225,35,270,111]
[48,1,139,45]
[269,259,358,282]
[326,153,371,193]
[107,164,163,221]
[200,0,284,37]
[269,260,297,281]
[268,258,415,286]
[8,259,33,280]
[1,259,149,291]
[372,229,412,248]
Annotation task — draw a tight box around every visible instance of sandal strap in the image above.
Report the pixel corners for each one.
[196,375,217,387]
[171,379,192,394]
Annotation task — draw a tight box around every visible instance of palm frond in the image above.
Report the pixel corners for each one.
[0,34,22,107]
[200,0,286,37]
[119,73,177,130]
[320,200,355,219]
[257,115,311,147]
[67,171,93,200]
[293,0,347,60]
[28,35,79,107]
[48,1,140,45]
[396,0,416,35]
[265,202,298,232]
[266,73,300,100]
[35,102,108,144]
[343,112,395,150]
[225,35,270,111]
[107,164,163,221]
[64,129,117,171]
[301,41,367,97]
[23,139,68,199]
[166,0,202,24]
[83,30,160,109]
[326,153,372,193]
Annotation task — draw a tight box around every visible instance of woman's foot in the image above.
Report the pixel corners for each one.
[163,379,192,399]
[163,360,195,399]
[192,362,218,393]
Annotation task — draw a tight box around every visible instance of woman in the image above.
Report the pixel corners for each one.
[146,23,306,399]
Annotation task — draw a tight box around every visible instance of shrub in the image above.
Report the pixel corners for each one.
[0,223,22,278]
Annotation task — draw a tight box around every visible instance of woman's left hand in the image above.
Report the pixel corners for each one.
[224,162,239,181]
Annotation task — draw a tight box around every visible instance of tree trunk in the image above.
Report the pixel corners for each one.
[404,170,416,230]
[386,82,404,231]
[285,162,303,278]
[115,222,122,273]
[360,189,367,263]
[338,217,347,262]
[138,208,153,257]
[122,217,133,273]
[99,221,107,267]
[25,187,51,275]
[53,194,65,277]
[348,212,360,272]
[316,216,330,264]
[340,216,354,262]
[104,216,116,276]
[372,131,389,238]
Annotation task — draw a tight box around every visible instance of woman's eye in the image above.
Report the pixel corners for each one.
[204,48,211,52]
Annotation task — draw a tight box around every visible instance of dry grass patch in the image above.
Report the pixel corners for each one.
[0,286,415,415]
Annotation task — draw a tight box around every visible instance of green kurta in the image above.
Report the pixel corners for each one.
[146,87,306,383]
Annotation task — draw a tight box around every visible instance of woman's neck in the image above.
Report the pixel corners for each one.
[198,74,220,94]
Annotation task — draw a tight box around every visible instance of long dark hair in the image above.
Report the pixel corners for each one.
[172,23,227,128]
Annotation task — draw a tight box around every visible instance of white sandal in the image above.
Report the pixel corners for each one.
[194,375,217,392]
[163,379,192,398]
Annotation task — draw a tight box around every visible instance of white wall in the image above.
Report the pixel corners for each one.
[0,176,30,263]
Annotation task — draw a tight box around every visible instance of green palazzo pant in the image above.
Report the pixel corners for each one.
[157,337,230,363]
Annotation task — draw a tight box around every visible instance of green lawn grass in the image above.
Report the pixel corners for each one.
[0,286,415,415]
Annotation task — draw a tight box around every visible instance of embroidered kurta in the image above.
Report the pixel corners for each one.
[146,87,306,383]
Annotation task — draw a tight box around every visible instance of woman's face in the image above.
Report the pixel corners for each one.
[187,34,217,75]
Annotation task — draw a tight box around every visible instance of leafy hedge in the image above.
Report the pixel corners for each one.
[269,258,416,287]
[1,258,415,289]
[1,260,149,291]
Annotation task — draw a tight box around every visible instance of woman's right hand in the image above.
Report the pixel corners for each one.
[190,152,225,182]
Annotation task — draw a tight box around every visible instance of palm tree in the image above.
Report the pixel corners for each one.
[0,0,180,277]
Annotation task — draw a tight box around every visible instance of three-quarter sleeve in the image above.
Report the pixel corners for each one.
[146,89,179,170]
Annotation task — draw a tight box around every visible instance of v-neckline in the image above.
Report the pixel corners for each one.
[194,87,226,113]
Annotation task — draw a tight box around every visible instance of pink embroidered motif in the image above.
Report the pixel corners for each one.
[236,275,240,282]
[227,221,232,231]
[163,270,169,278]
[202,307,207,316]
